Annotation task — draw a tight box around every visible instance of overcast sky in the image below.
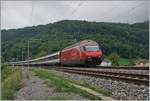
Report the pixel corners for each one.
[1,1,149,29]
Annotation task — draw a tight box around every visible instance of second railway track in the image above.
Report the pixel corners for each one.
[54,67,149,86]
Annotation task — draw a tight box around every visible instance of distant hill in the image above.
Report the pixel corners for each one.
[1,20,149,62]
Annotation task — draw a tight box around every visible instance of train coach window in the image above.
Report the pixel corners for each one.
[80,46,86,51]
[85,45,99,51]
[47,55,59,60]
[80,47,84,51]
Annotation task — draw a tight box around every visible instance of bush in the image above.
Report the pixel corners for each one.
[1,64,17,81]
[108,52,120,66]
[1,68,22,100]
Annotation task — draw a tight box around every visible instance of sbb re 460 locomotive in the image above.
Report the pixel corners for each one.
[60,40,103,66]
[8,40,103,66]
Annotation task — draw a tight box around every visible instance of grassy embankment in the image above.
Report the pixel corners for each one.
[1,64,22,100]
[118,58,132,66]
[32,68,112,100]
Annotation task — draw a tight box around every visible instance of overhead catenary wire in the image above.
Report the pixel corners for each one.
[126,2,147,23]
[64,1,84,43]
[114,2,146,19]
[113,1,146,23]
[67,1,84,19]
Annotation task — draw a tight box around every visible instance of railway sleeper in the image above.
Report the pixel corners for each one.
[56,69,149,86]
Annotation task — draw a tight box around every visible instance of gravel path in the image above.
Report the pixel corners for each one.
[15,68,88,100]
[52,70,149,100]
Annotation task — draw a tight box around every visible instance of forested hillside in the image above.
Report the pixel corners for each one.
[2,20,149,62]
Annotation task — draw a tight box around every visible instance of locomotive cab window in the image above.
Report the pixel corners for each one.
[84,45,99,51]
[80,46,85,51]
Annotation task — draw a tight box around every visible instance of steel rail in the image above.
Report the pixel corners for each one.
[96,66,149,70]
[56,67,149,79]
[55,67,149,86]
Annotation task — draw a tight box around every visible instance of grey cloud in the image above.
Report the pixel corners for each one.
[1,1,149,29]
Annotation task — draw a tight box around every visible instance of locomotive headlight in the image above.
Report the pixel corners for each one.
[88,57,91,59]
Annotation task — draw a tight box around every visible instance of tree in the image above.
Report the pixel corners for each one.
[107,52,120,66]
[1,20,149,62]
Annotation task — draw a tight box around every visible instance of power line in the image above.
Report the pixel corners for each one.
[126,2,147,23]
[68,1,84,18]
[63,1,84,42]
[50,1,81,21]
[113,1,146,22]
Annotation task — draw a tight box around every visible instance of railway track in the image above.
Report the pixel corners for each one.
[54,67,149,86]
[96,66,149,70]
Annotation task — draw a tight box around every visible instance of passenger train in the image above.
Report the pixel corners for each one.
[8,40,103,66]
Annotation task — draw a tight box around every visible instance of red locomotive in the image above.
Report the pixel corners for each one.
[9,40,103,66]
[60,40,103,66]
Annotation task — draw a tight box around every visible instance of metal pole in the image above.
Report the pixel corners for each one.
[27,39,40,78]
[22,49,24,67]
[27,40,30,78]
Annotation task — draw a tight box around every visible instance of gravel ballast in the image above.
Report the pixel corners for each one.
[52,70,149,100]
[57,67,149,75]
[15,68,89,100]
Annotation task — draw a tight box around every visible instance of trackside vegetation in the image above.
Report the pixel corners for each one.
[1,64,22,100]
[79,81,112,96]
[32,68,113,100]
[32,68,102,100]
[106,53,134,66]
[2,20,149,63]
[51,70,112,96]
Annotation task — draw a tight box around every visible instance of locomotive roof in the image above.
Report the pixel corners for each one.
[63,40,98,50]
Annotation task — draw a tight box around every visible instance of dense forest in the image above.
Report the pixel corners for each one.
[1,20,149,62]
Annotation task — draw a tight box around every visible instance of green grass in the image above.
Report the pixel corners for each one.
[50,70,112,96]
[32,68,101,100]
[79,81,112,96]
[1,68,22,100]
[2,64,18,81]
[118,58,131,66]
